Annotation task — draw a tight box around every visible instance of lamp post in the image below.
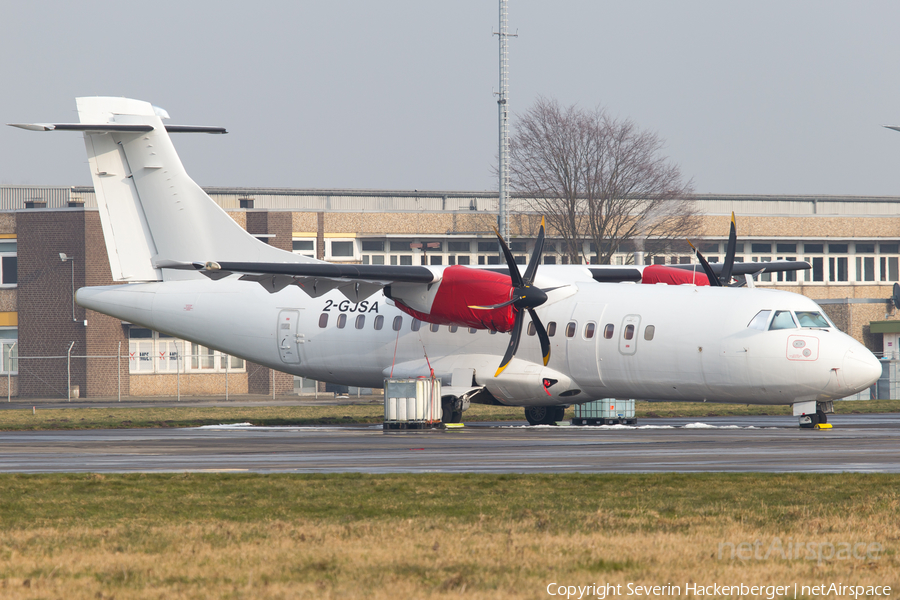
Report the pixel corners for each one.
[59,253,76,322]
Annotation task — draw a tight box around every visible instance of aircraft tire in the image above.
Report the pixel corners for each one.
[799,413,820,429]
[816,409,828,424]
[441,397,463,424]
[525,406,556,426]
[552,406,566,422]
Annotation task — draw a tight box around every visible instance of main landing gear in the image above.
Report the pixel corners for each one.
[441,396,464,424]
[525,406,566,426]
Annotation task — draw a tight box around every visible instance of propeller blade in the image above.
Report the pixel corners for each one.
[527,308,551,366]
[495,309,525,377]
[469,297,519,311]
[687,240,721,287]
[522,216,545,285]
[494,227,523,287]
[720,212,737,285]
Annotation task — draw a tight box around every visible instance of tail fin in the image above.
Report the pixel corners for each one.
[48,97,313,281]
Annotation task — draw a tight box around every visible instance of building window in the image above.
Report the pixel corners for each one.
[129,328,244,374]
[829,257,848,282]
[0,328,17,374]
[292,239,315,258]
[0,241,17,286]
[361,240,384,252]
[329,240,355,259]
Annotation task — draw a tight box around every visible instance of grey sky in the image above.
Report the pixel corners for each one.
[3,1,900,196]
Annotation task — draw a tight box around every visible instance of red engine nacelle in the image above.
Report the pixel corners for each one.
[392,265,516,332]
[641,264,710,286]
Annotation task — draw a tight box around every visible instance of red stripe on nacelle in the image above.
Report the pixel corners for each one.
[641,264,710,286]
[394,265,516,332]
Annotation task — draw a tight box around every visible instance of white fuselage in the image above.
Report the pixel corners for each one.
[77,276,882,407]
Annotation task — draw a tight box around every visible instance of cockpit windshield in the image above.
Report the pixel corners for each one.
[796,311,831,328]
[769,310,797,330]
[748,309,834,331]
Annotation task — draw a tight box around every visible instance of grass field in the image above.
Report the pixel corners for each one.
[0,398,896,431]
[0,473,895,598]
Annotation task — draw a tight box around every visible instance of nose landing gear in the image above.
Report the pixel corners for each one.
[796,401,834,429]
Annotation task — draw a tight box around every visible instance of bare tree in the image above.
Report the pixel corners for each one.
[509,97,697,264]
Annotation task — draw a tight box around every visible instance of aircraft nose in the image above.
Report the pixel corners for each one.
[842,347,883,394]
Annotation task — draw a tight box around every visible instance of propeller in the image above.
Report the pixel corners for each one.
[471,218,552,376]
[688,212,738,287]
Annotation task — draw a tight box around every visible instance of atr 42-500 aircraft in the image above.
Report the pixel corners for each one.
[10,97,882,427]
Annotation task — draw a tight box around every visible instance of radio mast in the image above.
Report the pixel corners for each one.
[496,0,515,240]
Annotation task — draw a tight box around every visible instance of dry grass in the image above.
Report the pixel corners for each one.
[0,473,896,598]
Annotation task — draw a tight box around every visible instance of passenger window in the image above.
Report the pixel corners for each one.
[411,318,421,332]
[547,322,556,337]
[318,313,328,328]
[337,314,347,329]
[747,310,771,330]
[527,322,536,336]
[796,311,830,328]
[355,315,365,330]
[624,324,635,340]
[469,327,477,334]
[769,310,797,330]
[603,324,614,339]
[565,322,576,338]
[374,315,384,330]
[392,316,402,331]
[644,325,655,341]
[490,330,497,335]
[449,325,458,333]
[430,323,440,333]
[584,323,595,339]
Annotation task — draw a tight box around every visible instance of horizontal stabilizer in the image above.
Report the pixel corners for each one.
[8,123,226,134]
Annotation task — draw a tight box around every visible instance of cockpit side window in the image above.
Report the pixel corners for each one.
[769,310,797,330]
[747,310,771,330]
[795,311,831,328]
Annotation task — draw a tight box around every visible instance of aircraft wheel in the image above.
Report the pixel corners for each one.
[552,406,566,422]
[525,406,556,426]
[799,413,820,429]
[441,397,463,424]
[816,409,828,424]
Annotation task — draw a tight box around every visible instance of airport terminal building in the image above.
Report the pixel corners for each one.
[0,185,898,399]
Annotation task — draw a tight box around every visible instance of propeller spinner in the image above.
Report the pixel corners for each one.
[471,218,553,376]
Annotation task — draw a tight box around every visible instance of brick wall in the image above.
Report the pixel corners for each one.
[17,209,88,398]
